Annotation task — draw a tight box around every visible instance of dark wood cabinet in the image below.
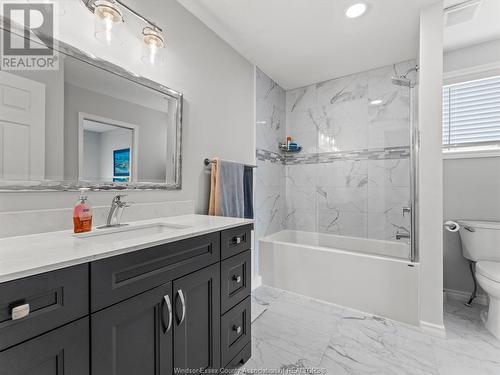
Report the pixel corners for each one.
[221,297,251,366]
[173,263,221,373]
[0,264,88,351]
[92,282,173,375]
[0,225,252,375]
[221,225,252,260]
[221,250,251,314]
[0,317,89,375]
[91,232,220,312]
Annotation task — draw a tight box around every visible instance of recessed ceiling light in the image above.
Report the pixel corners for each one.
[346,3,367,18]
[370,99,383,105]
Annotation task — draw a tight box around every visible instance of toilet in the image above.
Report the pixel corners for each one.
[458,220,500,339]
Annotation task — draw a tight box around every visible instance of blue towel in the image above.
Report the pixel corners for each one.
[243,166,254,219]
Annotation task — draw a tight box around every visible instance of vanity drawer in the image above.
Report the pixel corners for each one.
[221,225,253,260]
[91,232,220,312]
[221,297,251,367]
[221,250,251,314]
[0,264,89,351]
[223,342,251,370]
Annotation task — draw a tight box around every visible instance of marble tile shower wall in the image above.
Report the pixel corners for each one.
[255,68,286,246]
[284,61,416,240]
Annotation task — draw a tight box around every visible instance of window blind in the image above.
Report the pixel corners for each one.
[442,75,500,148]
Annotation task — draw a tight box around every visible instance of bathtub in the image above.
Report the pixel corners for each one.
[259,230,420,325]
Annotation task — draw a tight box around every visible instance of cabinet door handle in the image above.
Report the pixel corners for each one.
[232,325,242,334]
[162,295,172,333]
[11,303,30,320]
[232,275,242,283]
[176,289,186,325]
[232,236,242,245]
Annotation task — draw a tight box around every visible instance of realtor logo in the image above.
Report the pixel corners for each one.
[1,2,58,70]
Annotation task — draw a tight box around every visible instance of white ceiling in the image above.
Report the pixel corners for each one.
[177,0,439,89]
[443,0,500,51]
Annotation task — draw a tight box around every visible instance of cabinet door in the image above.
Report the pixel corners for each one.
[173,263,220,373]
[92,282,173,375]
[0,317,89,375]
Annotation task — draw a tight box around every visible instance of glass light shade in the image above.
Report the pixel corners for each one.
[93,0,123,45]
[141,27,166,66]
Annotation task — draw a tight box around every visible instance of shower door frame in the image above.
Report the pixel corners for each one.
[410,83,419,263]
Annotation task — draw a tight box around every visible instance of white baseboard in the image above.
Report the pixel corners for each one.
[251,275,262,291]
[443,288,488,306]
[420,320,446,338]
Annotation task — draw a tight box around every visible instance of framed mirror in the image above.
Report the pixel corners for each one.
[0,17,182,191]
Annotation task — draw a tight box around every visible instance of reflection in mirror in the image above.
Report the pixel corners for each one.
[0,27,182,190]
[80,116,137,183]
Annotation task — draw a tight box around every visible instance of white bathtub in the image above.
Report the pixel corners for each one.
[259,230,420,325]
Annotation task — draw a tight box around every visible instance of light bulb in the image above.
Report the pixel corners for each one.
[345,3,367,18]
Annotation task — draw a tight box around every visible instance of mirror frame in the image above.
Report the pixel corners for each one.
[0,16,183,191]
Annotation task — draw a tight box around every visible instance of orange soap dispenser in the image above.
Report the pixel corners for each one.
[73,188,93,233]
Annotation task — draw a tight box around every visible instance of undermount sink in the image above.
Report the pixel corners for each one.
[73,223,191,240]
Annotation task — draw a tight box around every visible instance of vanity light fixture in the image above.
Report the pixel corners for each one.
[345,3,367,18]
[370,99,383,105]
[142,26,166,65]
[93,0,123,45]
[82,0,166,64]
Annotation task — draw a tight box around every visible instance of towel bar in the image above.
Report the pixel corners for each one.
[204,158,257,168]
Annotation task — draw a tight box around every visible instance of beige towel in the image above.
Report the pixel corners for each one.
[208,159,244,217]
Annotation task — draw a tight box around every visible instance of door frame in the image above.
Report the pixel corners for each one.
[78,112,139,183]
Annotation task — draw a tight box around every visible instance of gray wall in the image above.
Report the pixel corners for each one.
[442,39,500,295]
[82,130,101,180]
[0,0,255,215]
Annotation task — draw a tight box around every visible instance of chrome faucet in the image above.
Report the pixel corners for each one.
[104,194,132,227]
[396,231,410,240]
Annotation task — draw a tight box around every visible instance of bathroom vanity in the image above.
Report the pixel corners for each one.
[0,216,253,375]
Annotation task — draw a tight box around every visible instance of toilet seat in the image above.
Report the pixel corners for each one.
[476,261,500,284]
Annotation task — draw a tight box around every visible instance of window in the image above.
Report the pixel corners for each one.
[443,75,500,153]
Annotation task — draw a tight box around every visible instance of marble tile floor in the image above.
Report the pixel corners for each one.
[246,286,500,375]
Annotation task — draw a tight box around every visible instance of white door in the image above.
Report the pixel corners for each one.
[0,71,45,180]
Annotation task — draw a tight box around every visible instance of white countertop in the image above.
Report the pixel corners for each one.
[0,214,253,283]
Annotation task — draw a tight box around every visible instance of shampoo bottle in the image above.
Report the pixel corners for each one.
[73,188,93,233]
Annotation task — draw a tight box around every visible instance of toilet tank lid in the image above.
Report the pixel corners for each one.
[477,261,500,283]
[457,220,500,230]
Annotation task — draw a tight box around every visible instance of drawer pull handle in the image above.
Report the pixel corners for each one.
[11,303,30,320]
[232,275,242,283]
[176,289,186,325]
[232,325,242,335]
[232,236,242,245]
[162,295,172,333]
